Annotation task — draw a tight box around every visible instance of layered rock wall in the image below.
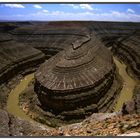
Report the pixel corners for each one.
[0,30,45,109]
[111,32,140,80]
[34,33,122,121]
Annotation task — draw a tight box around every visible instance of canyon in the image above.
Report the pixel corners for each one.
[0,21,140,136]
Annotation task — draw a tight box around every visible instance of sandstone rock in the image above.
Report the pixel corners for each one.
[0,109,52,136]
[0,109,10,136]
[111,31,140,81]
[121,101,135,115]
[0,31,45,109]
[118,132,140,136]
[34,32,120,121]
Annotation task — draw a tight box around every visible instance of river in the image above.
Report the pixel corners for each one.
[6,57,137,122]
[7,73,34,122]
[113,57,137,111]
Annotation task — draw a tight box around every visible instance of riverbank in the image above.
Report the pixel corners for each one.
[5,56,137,126]
[113,57,137,111]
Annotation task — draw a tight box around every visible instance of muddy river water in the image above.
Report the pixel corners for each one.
[113,57,137,111]
[7,73,34,122]
[6,57,137,122]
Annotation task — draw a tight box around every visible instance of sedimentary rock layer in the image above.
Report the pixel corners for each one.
[0,32,45,84]
[34,32,120,120]
[111,31,140,80]
[0,30,45,109]
[8,21,140,58]
[10,25,88,58]
[1,21,139,122]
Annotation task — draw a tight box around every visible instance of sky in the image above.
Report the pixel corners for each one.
[0,4,140,22]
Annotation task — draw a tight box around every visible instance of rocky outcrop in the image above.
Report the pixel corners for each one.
[120,84,140,115]
[10,24,88,58]
[2,108,140,136]
[0,32,45,83]
[1,21,140,136]
[111,31,140,80]
[34,33,121,122]
[88,21,140,47]
[133,85,140,114]
[108,31,140,116]
[8,21,140,59]
[56,113,140,136]
[1,108,140,136]
[0,109,54,136]
[0,31,45,109]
